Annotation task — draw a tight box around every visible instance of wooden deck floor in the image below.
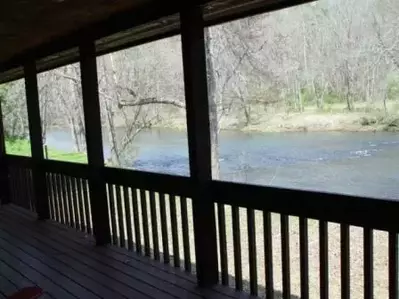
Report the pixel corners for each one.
[0,204,251,299]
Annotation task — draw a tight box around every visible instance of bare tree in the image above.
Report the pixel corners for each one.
[0,80,29,139]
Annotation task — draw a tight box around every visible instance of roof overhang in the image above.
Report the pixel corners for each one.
[0,0,313,84]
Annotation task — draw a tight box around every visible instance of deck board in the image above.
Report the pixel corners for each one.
[0,204,251,299]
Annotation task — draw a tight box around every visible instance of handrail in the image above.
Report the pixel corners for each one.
[6,155,33,168]
[42,159,90,179]
[212,180,399,232]
[103,167,193,197]
[7,154,399,232]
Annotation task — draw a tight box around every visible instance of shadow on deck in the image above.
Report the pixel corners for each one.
[0,204,258,299]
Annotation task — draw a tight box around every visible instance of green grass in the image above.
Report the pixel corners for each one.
[5,139,32,157]
[5,139,87,163]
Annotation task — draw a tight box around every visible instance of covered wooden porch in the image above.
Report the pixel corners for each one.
[0,1,399,299]
[0,204,241,299]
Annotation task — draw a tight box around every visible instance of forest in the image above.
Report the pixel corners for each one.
[0,0,398,170]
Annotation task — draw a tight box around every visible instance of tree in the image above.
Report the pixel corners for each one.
[39,64,86,152]
[0,80,29,140]
[97,36,186,167]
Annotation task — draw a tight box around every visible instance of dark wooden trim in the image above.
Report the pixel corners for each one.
[204,0,315,27]
[212,181,399,232]
[180,3,218,287]
[42,160,89,179]
[0,102,6,157]
[103,167,193,197]
[5,155,33,168]
[0,0,315,86]
[0,102,10,205]
[79,40,110,245]
[24,61,49,220]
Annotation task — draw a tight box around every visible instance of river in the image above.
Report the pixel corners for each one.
[45,129,399,200]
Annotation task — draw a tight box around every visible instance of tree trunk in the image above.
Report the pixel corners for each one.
[383,95,388,116]
[205,28,220,179]
[101,54,122,167]
[244,104,251,126]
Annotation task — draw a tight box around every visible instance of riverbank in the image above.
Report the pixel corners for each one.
[238,111,399,133]
[158,102,399,133]
[5,139,87,163]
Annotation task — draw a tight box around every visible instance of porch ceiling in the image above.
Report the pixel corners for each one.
[0,0,311,84]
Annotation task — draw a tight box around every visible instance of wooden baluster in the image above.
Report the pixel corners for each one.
[0,101,10,205]
[81,179,92,234]
[281,215,290,299]
[140,189,150,257]
[180,196,191,272]
[341,224,350,299]
[248,209,258,296]
[50,173,61,222]
[75,178,85,231]
[320,221,329,299]
[45,173,54,219]
[264,211,274,299]
[300,217,309,299]
[364,227,373,299]
[218,203,228,285]
[159,193,170,264]
[131,188,142,254]
[123,186,134,250]
[389,232,398,299]
[232,206,243,290]
[65,176,75,228]
[108,184,118,245]
[71,177,81,231]
[115,185,126,248]
[170,195,180,267]
[149,191,160,260]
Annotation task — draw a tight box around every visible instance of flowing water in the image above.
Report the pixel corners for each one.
[45,128,399,200]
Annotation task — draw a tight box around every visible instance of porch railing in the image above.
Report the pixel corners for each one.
[1,4,398,299]
[5,154,399,299]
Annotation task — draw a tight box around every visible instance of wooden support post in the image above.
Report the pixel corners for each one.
[0,102,10,205]
[24,62,49,219]
[181,5,219,287]
[79,40,111,245]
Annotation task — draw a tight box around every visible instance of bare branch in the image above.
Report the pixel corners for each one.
[118,98,185,109]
